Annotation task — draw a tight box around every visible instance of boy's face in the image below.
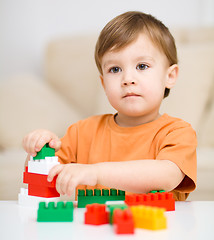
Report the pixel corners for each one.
[100,33,178,126]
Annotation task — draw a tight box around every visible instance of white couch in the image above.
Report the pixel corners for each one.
[0,28,214,200]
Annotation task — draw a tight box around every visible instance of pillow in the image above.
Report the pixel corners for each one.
[0,74,82,148]
[45,35,100,118]
[160,43,214,135]
[198,97,214,147]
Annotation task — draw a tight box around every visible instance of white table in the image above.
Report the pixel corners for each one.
[0,201,214,240]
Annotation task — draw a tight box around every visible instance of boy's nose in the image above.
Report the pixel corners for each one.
[121,70,137,86]
[122,79,136,86]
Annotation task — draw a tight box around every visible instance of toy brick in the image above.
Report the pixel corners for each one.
[37,201,73,222]
[113,209,134,234]
[77,188,125,208]
[28,184,60,198]
[130,205,167,230]
[28,156,59,175]
[23,171,57,188]
[84,203,109,225]
[108,204,128,224]
[33,143,55,160]
[18,188,60,207]
[106,200,125,206]
[125,192,175,211]
[150,190,166,193]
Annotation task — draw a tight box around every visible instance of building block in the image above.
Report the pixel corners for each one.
[125,192,175,211]
[77,188,125,208]
[113,209,135,234]
[28,184,60,198]
[28,156,59,175]
[150,190,166,193]
[37,201,73,222]
[106,200,125,206]
[18,188,61,207]
[108,204,128,224]
[33,143,55,160]
[84,204,109,225]
[130,205,167,230]
[23,171,57,188]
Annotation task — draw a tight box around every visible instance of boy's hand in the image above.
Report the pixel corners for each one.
[22,129,61,157]
[47,164,98,196]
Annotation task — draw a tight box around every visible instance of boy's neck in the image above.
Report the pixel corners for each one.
[114,112,161,127]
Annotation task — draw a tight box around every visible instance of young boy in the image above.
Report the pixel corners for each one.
[23,11,197,201]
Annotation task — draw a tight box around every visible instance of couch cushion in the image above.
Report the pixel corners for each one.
[171,27,214,45]
[45,35,101,118]
[0,74,82,148]
[198,96,214,147]
[160,43,214,135]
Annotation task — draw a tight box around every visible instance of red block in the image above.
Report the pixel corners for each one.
[85,204,109,225]
[125,192,175,211]
[28,184,60,198]
[113,209,134,234]
[23,171,57,188]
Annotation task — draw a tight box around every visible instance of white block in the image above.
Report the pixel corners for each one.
[18,188,61,208]
[105,200,125,206]
[28,156,59,175]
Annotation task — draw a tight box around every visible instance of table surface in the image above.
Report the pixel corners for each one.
[0,201,214,240]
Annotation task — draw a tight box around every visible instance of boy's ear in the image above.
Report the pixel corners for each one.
[165,64,179,89]
[100,75,105,89]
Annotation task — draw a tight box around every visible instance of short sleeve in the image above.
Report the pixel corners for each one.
[156,123,197,193]
[56,124,78,164]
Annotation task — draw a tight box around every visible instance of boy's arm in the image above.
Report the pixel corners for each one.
[94,159,185,193]
[48,159,185,196]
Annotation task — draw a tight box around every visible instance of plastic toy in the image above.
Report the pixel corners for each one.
[28,184,59,198]
[23,166,59,198]
[130,205,167,230]
[113,209,134,234]
[18,188,60,207]
[18,144,60,205]
[37,201,73,222]
[108,204,128,224]
[84,203,109,225]
[78,188,125,208]
[23,168,57,188]
[125,191,175,211]
[150,190,166,193]
[28,156,59,175]
[33,143,55,160]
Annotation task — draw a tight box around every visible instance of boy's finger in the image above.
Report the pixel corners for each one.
[47,164,63,182]
[49,139,61,151]
[35,135,52,152]
[28,133,40,156]
[67,178,77,196]
[56,173,70,196]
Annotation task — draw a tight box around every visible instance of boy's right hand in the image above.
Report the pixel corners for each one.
[22,129,61,157]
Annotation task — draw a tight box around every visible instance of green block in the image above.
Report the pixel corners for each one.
[108,204,128,224]
[33,143,55,160]
[77,188,125,208]
[37,201,74,222]
[150,190,166,193]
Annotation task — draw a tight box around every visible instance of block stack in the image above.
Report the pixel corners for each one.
[18,143,60,207]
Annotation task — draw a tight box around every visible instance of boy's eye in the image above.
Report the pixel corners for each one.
[109,67,121,73]
[137,64,148,70]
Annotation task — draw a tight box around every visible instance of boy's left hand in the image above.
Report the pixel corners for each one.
[47,164,98,196]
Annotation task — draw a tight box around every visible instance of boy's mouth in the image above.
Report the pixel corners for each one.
[123,92,141,98]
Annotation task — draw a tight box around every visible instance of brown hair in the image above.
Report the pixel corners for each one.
[95,11,178,98]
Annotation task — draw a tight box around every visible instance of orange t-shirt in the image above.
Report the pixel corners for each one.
[56,113,197,201]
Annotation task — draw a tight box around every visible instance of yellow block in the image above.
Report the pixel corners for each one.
[130,205,167,230]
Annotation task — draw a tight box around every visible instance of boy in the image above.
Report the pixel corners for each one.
[23,11,197,201]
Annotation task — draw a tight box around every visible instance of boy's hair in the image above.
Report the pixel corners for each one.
[95,11,178,98]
